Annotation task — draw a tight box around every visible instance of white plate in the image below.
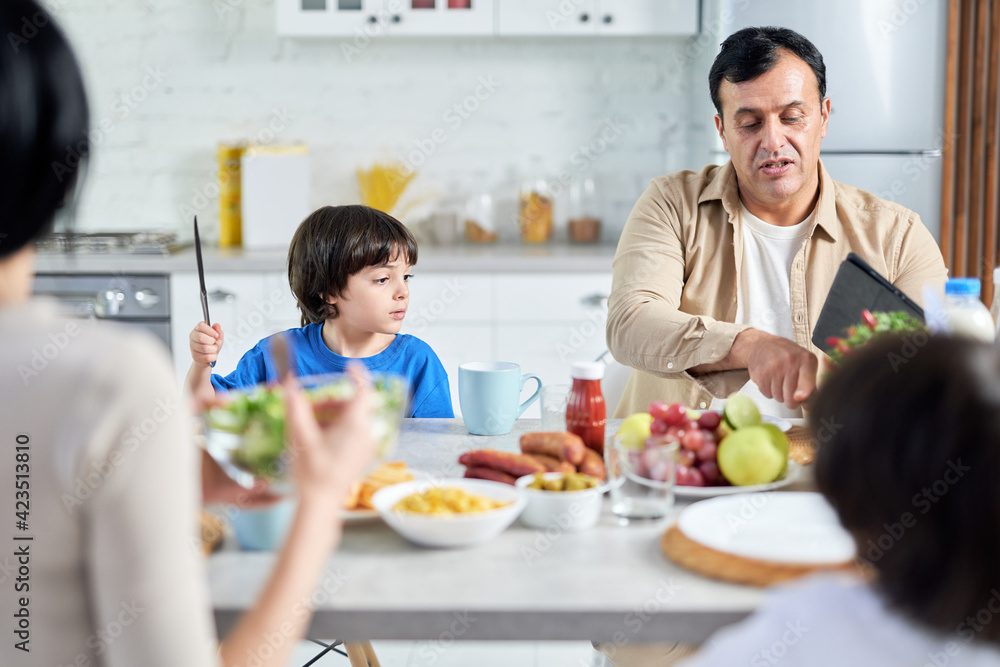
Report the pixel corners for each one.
[675,461,803,498]
[677,491,856,565]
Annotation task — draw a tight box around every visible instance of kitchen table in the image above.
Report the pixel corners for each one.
[209,419,816,644]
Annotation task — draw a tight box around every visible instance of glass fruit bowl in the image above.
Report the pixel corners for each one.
[203,373,408,495]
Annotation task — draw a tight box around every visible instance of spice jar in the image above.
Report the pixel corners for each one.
[566,362,607,454]
[568,176,601,243]
[518,177,553,243]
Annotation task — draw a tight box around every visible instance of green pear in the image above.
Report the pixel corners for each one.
[717,425,785,486]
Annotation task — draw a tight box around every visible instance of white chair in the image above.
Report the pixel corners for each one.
[596,350,632,417]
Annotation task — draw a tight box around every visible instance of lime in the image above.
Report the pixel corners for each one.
[616,412,654,450]
[723,393,762,430]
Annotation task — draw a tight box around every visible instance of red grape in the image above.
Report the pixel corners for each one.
[676,449,697,467]
[699,461,721,485]
[664,425,685,444]
[686,467,706,487]
[649,401,670,421]
[681,429,705,452]
[675,464,693,486]
[650,418,668,435]
[696,441,718,462]
[697,411,722,431]
[664,402,688,426]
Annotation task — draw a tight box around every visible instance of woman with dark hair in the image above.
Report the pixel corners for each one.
[678,335,1000,666]
[0,2,376,665]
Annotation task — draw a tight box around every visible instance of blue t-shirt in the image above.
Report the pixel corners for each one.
[211,324,453,418]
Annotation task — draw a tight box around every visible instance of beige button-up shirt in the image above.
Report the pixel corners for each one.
[607,160,948,416]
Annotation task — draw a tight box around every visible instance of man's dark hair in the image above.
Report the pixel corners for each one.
[0,0,90,259]
[810,335,1000,643]
[709,26,826,122]
[288,205,418,326]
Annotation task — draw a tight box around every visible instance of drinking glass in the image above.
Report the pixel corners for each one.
[605,435,677,523]
[540,384,570,431]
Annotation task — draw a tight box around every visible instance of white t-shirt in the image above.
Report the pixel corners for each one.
[711,202,810,419]
[678,575,1000,667]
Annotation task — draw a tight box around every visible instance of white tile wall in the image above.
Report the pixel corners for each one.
[50,1,717,242]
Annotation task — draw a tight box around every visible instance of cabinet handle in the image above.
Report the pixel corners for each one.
[580,293,609,308]
[602,14,613,24]
[135,288,160,309]
[579,12,589,22]
[391,13,401,23]
[209,289,236,303]
[367,14,377,23]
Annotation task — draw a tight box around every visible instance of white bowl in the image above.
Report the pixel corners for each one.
[372,479,526,548]
[514,473,606,532]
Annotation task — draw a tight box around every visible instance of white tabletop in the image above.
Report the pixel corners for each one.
[209,419,815,643]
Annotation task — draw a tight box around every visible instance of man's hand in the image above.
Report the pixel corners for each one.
[734,329,818,408]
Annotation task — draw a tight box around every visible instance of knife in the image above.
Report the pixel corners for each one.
[194,216,215,368]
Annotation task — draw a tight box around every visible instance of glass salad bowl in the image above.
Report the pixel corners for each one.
[202,373,408,495]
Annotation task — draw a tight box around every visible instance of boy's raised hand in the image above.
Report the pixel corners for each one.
[190,321,224,366]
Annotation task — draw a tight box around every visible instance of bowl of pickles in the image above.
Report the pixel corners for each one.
[202,373,408,495]
[514,472,607,532]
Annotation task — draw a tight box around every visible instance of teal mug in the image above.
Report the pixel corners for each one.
[459,362,542,435]
[232,498,296,551]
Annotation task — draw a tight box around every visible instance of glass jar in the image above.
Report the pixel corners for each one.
[566,361,607,453]
[518,177,553,243]
[568,176,601,243]
[464,190,497,243]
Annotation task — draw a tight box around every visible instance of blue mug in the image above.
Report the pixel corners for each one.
[459,362,542,435]
[232,498,296,551]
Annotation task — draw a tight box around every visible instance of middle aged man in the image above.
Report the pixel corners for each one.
[605,26,947,421]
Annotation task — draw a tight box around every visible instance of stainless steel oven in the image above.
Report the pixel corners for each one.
[32,273,171,349]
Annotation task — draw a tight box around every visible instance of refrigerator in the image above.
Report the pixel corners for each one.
[706,0,948,240]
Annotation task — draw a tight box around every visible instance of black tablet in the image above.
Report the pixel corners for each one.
[811,253,925,352]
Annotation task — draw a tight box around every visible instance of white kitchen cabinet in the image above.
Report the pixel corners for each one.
[170,272,298,386]
[496,0,598,36]
[383,0,495,36]
[596,0,699,35]
[277,0,698,36]
[171,269,613,421]
[277,0,384,37]
[277,0,493,36]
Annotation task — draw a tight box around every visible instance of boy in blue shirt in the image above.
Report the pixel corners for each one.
[186,205,454,418]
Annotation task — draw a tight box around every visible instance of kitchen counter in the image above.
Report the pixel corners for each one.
[34,243,618,275]
[208,418,813,643]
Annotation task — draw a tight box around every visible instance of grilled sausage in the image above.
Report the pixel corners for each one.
[577,447,606,481]
[519,432,586,465]
[458,449,546,477]
[463,466,517,485]
[525,453,576,474]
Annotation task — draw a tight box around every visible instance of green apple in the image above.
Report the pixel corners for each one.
[616,413,654,450]
[758,423,790,477]
[717,425,785,486]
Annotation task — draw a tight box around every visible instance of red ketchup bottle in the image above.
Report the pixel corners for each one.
[565,361,607,453]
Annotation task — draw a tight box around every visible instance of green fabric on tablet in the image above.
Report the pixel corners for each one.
[812,253,925,353]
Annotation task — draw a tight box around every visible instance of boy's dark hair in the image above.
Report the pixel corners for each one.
[0,0,90,259]
[810,335,1000,643]
[709,26,827,122]
[288,205,418,326]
